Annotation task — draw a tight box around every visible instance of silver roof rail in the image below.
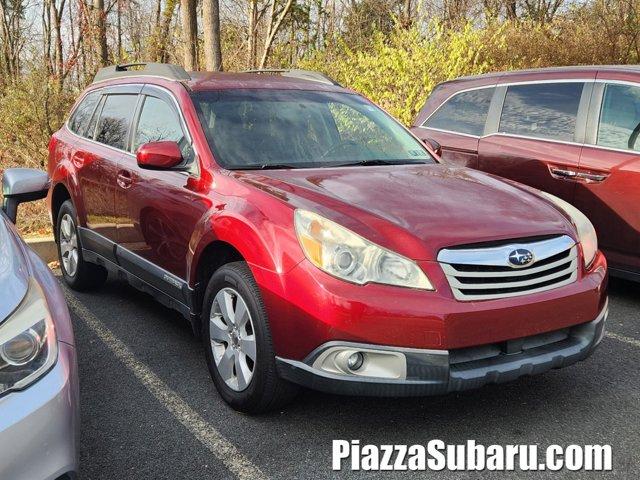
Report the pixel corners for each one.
[93,63,191,83]
[243,69,341,86]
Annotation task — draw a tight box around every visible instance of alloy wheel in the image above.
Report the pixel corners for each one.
[59,213,79,277]
[209,288,257,391]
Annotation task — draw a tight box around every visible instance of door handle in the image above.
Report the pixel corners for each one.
[575,172,608,183]
[549,167,609,183]
[549,167,578,179]
[117,170,133,189]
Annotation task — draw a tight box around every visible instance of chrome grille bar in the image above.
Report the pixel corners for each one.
[438,235,579,301]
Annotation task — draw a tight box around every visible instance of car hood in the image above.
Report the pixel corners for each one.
[235,164,576,260]
[0,216,29,322]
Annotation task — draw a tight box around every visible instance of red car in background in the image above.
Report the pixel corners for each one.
[412,66,640,281]
[47,63,607,413]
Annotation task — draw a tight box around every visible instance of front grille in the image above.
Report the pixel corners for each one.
[438,235,578,301]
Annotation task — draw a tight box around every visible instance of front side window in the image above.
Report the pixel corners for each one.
[133,96,194,163]
[191,89,434,169]
[423,87,494,136]
[499,83,583,142]
[597,83,640,151]
[69,91,100,137]
[95,94,137,150]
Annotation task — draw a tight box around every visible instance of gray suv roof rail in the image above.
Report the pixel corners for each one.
[93,62,191,83]
[243,69,341,86]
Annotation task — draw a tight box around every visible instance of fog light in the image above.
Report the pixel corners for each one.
[0,329,41,366]
[347,352,364,371]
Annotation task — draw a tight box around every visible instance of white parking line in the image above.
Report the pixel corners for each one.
[62,289,268,480]
[605,331,640,348]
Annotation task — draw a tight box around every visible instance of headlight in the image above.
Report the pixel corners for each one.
[294,209,433,289]
[0,279,57,396]
[540,192,598,268]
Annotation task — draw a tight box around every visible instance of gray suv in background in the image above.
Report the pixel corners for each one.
[1,168,79,480]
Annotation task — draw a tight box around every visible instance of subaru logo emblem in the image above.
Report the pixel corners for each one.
[508,249,534,267]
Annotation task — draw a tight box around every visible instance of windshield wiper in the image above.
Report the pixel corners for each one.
[333,159,430,167]
[241,163,299,170]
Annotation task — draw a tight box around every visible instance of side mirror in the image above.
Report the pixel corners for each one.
[136,141,185,171]
[423,138,442,157]
[2,168,49,224]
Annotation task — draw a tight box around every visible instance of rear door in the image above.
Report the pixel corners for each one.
[576,78,640,273]
[478,81,591,203]
[412,87,495,168]
[74,86,142,262]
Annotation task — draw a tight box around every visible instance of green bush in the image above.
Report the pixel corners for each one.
[300,22,507,124]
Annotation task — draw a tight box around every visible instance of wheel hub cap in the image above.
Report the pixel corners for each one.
[59,214,78,277]
[209,288,256,392]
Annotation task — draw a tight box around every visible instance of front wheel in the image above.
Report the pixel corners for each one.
[202,261,298,413]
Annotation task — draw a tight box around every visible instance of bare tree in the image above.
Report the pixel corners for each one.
[92,0,108,67]
[49,0,66,84]
[258,0,295,68]
[203,0,223,70]
[151,0,177,62]
[522,0,564,22]
[0,0,25,82]
[402,0,411,27]
[181,0,197,70]
[247,0,258,68]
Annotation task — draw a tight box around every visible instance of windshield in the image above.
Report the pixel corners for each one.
[191,89,435,169]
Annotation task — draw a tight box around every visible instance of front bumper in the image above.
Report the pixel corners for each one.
[0,342,79,480]
[276,300,607,397]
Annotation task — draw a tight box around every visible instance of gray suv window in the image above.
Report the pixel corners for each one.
[597,83,640,151]
[424,87,494,136]
[69,91,100,137]
[499,83,583,142]
[95,94,137,150]
[133,95,195,164]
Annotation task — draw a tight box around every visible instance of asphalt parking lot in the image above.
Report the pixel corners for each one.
[60,272,640,479]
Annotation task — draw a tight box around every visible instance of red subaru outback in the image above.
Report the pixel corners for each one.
[48,63,608,413]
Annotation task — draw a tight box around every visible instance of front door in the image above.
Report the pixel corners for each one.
[116,86,208,283]
[412,87,495,168]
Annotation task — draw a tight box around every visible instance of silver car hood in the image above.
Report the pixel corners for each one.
[0,215,29,322]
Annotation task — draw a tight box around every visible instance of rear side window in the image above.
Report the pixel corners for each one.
[68,91,100,136]
[95,94,137,150]
[597,83,640,151]
[423,87,494,136]
[499,83,583,142]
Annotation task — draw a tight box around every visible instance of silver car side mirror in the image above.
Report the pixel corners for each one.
[2,168,50,224]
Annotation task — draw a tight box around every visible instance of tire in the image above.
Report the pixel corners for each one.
[202,261,298,413]
[56,200,107,291]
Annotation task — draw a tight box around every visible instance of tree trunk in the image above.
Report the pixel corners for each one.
[51,0,65,87]
[506,0,517,19]
[247,0,258,69]
[116,0,122,62]
[203,0,223,71]
[93,0,108,67]
[402,0,411,28]
[258,0,295,69]
[153,0,177,62]
[181,0,197,70]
